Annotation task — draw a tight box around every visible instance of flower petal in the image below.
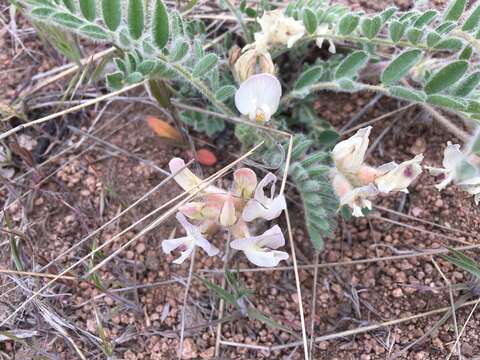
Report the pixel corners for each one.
[161,236,191,254]
[332,126,371,174]
[340,183,378,217]
[168,158,202,192]
[219,193,237,226]
[244,249,289,267]
[257,224,285,249]
[178,202,205,220]
[173,244,195,264]
[233,168,258,199]
[176,212,219,257]
[443,141,463,171]
[235,74,282,122]
[375,154,423,193]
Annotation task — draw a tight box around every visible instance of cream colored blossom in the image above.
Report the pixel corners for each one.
[331,126,371,175]
[375,155,424,193]
[235,73,282,124]
[255,10,305,50]
[234,49,275,82]
[161,213,219,264]
[230,225,289,267]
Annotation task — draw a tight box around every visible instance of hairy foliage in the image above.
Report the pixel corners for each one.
[22,0,480,250]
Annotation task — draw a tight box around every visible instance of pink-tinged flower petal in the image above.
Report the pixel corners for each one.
[331,172,353,199]
[230,225,288,267]
[235,74,282,123]
[178,202,205,220]
[233,168,258,199]
[375,154,423,194]
[355,165,390,186]
[168,158,202,192]
[331,127,371,175]
[219,193,237,227]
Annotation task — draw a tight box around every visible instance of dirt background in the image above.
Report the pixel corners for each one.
[2,0,480,359]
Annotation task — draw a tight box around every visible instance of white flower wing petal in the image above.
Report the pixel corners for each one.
[244,249,289,267]
[257,225,285,249]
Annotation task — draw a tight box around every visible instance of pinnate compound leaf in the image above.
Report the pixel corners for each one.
[453,71,480,97]
[434,37,464,50]
[389,20,406,42]
[427,94,467,111]
[215,85,236,101]
[52,12,85,28]
[79,24,109,40]
[361,15,382,39]
[295,66,323,89]
[462,4,480,32]
[106,72,123,90]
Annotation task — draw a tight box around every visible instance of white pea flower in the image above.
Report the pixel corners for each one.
[242,172,286,222]
[161,212,219,264]
[374,155,424,194]
[230,225,289,267]
[332,171,377,217]
[315,23,336,54]
[331,126,371,175]
[257,10,305,49]
[427,142,478,190]
[235,73,282,124]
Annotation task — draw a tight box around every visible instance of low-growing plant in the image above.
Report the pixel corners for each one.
[16,0,480,253]
[5,0,480,354]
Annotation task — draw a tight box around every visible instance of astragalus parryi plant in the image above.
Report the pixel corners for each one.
[17,0,480,259]
[4,0,480,357]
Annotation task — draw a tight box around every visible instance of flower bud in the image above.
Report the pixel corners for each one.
[234,49,275,82]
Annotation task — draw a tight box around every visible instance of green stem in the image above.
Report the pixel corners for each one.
[312,33,430,50]
[157,55,234,116]
[281,81,387,104]
[223,0,253,43]
[452,30,480,55]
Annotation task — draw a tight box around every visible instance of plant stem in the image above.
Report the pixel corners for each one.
[157,55,234,116]
[281,81,387,105]
[223,0,253,43]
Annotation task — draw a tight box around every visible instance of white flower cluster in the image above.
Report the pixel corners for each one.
[161,159,288,267]
[331,127,423,216]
